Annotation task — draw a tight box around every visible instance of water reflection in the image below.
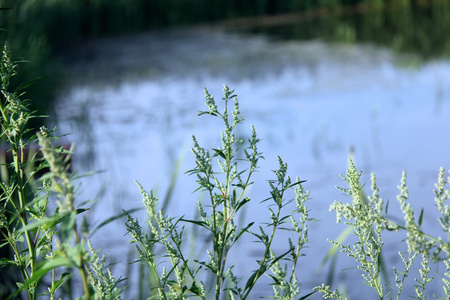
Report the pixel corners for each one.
[245,2,450,59]
[54,23,450,298]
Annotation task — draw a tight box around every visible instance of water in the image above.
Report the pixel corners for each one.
[54,26,450,298]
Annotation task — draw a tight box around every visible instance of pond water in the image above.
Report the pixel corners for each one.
[54,18,450,299]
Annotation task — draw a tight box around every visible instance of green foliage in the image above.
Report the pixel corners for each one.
[250,2,450,60]
[0,42,121,300]
[329,162,389,298]
[314,160,450,299]
[126,85,311,299]
[3,33,450,299]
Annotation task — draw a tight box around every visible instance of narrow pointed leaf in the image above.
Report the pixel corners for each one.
[244,272,258,291]
[198,111,217,117]
[287,180,307,189]
[418,207,424,227]
[269,247,294,268]
[212,148,226,159]
[91,207,142,236]
[299,291,317,299]
[233,222,254,244]
[181,218,211,231]
[234,197,250,212]
[317,226,353,272]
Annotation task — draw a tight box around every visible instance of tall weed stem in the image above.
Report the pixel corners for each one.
[127,85,310,299]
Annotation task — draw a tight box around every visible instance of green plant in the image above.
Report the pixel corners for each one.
[0,42,122,299]
[315,160,450,299]
[4,31,450,299]
[125,85,313,299]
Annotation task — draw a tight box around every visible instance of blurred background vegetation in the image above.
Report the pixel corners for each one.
[0,0,446,126]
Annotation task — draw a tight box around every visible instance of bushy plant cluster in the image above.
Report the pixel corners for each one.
[315,162,450,299]
[1,41,450,300]
[125,85,310,300]
[0,43,122,300]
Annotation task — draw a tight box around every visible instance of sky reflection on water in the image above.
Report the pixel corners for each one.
[55,28,450,298]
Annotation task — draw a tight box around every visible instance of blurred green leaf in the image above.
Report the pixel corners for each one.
[299,291,317,299]
[17,214,64,234]
[0,257,15,267]
[50,272,72,293]
[90,207,142,236]
[318,226,353,273]
[419,207,424,227]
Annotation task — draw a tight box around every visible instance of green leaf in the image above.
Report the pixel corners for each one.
[60,211,77,239]
[278,215,291,224]
[268,274,281,285]
[233,222,254,244]
[194,260,217,273]
[189,282,200,295]
[75,208,89,214]
[12,257,75,298]
[244,272,258,291]
[90,207,142,236]
[418,207,424,227]
[50,272,72,293]
[0,257,15,267]
[198,111,217,117]
[299,291,317,299]
[234,197,250,212]
[212,148,226,159]
[181,218,211,231]
[15,76,47,92]
[268,247,294,268]
[17,214,65,234]
[287,180,307,189]
[317,226,353,273]
[250,232,263,242]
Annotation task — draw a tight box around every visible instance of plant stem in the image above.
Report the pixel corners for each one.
[242,193,284,299]
[73,225,91,300]
[13,140,37,299]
